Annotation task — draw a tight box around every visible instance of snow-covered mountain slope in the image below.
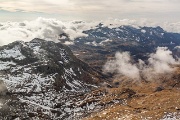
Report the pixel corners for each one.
[74,25,180,48]
[0,38,102,119]
[70,25,180,69]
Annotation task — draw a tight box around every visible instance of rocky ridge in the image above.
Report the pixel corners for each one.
[0,38,102,119]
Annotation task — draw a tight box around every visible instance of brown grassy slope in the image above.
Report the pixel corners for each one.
[82,66,180,120]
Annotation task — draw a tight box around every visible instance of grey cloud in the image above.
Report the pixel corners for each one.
[68,0,180,21]
[0,0,179,21]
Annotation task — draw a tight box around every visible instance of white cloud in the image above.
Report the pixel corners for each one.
[1,17,180,46]
[149,47,176,65]
[0,17,90,46]
[146,47,177,74]
[103,47,180,81]
[98,18,180,33]
[103,52,140,79]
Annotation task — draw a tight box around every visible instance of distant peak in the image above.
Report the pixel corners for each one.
[31,38,46,43]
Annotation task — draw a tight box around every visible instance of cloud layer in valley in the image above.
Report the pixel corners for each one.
[103,51,141,80]
[0,17,90,46]
[103,47,180,81]
[1,17,180,46]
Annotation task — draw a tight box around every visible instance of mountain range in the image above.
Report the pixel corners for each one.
[0,24,179,119]
[69,25,180,70]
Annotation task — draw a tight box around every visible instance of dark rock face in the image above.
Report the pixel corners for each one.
[0,38,102,119]
[0,80,8,96]
[154,86,164,92]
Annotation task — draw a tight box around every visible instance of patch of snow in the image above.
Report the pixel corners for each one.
[99,39,113,45]
[150,31,153,35]
[141,29,146,33]
[59,61,63,64]
[0,102,3,109]
[0,61,16,70]
[59,48,69,63]
[92,41,98,46]
[85,42,91,45]
[161,112,180,120]
[175,46,180,49]
[170,41,175,44]
[87,103,95,110]
[0,46,26,60]
[32,45,41,54]
[19,98,54,110]
[64,41,74,45]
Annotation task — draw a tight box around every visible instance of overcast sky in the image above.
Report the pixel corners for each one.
[0,0,180,22]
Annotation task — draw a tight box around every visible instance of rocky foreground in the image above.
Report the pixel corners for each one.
[82,66,180,120]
